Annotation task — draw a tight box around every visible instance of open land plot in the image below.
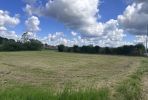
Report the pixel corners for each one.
[0,51,143,90]
[0,51,148,100]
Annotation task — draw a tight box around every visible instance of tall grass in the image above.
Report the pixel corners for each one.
[0,87,110,100]
[114,60,148,100]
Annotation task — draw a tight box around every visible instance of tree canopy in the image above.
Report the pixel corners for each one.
[0,36,43,51]
[58,44,145,56]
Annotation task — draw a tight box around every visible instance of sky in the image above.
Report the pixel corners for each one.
[0,0,147,47]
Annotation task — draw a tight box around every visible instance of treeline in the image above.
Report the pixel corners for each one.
[0,37,43,51]
[58,44,145,56]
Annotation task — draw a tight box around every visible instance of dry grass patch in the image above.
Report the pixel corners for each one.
[0,51,143,90]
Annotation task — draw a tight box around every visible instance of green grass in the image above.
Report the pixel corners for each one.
[0,87,110,100]
[114,60,148,100]
[0,51,147,100]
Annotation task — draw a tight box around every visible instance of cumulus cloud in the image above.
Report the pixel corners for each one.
[48,32,64,41]
[24,0,143,47]
[25,16,40,33]
[24,0,106,37]
[42,32,68,45]
[71,31,77,36]
[24,16,40,39]
[0,10,20,27]
[0,26,18,40]
[0,10,20,40]
[0,30,18,40]
[118,0,148,35]
[134,35,147,44]
[42,24,127,47]
[24,4,33,16]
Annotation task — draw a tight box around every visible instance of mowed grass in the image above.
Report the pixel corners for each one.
[0,50,146,100]
[0,51,142,89]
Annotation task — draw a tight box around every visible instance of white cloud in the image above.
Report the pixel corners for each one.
[48,32,64,41]
[24,0,105,37]
[24,16,40,40]
[0,26,7,31]
[0,10,20,40]
[134,35,146,44]
[118,0,148,35]
[25,0,145,47]
[42,26,127,47]
[24,0,127,46]
[25,16,40,33]
[0,10,20,27]
[0,29,18,40]
[24,4,33,16]
[42,32,69,45]
[71,31,77,36]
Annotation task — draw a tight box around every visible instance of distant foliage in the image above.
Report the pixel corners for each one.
[58,44,145,56]
[0,37,43,51]
[58,44,65,52]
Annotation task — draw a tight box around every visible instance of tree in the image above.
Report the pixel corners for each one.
[57,44,145,56]
[73,45,79,52]
[0,36,43,51]
[2,40,20,51]
[134,44,145,55]
[58,44,65,52]
[94,46,100,53]
[21,32,30,43]
[23,39,43,50]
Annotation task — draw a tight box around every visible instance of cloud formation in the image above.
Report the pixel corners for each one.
[118,0,148,35]
[25,0,126,40]
[25,0,106,37]
[71,31,77,36]
[42,32,68,45]
[25,16,40,39]
[24,0,148,47]
[25,16,40,32]
[0,10,20,40]
[0,10,20,27]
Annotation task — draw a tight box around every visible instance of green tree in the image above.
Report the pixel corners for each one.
[58,44,65,52]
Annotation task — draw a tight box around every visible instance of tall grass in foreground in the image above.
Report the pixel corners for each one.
[0,87,110,100]
[114,60,148,100]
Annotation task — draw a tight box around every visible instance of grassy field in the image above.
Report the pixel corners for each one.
[0,50,147,100]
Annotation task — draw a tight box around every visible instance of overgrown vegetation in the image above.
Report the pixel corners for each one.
[58,44,145,56]
[0,37,43,51]
[0,87,110,100]
[114,60,148,100]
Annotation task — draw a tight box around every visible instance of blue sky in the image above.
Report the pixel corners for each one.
[0,0,146,46]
